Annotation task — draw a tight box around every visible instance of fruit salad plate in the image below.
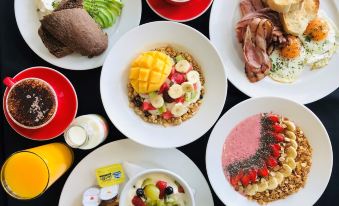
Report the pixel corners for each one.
[14,0,141,70]
[100,21,227,148]
[206,97,332,206]
[209,0,339,104]
[59,139,214,205]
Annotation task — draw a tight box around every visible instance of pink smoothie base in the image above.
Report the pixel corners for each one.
[222,114,262,176]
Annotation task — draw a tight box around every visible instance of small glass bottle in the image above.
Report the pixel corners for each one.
[64,114,109,150]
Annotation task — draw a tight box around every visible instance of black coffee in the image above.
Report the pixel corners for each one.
[7,79,57,127]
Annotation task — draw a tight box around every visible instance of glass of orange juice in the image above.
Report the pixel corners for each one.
[1,143,73,200]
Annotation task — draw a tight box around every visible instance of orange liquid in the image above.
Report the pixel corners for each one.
[1,143,73,199]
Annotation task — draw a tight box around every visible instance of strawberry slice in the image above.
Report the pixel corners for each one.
[271,144,281,157]
[142,102,156,111]
[258,167,269,177]
[175,96,185,103]
[268,115,279,123]
[132,196,146,206]
[156,181,167,199]
[171,73,186,84]
[266,156,278,168]
[273,124,284,133]
[162,111,173,120]
[178,185,185,193]
[273,133,285,142]
[241,174,250,187]
[159,82,169,94]
[248,169,257,182]
[168,67,176,79]
[230,176,239,187]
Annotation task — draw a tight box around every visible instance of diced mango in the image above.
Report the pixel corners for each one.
[138,68,150,82]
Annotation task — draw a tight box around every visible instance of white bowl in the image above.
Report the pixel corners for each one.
[119,168,195,206]
[100,21,227,148]
[206,97,333,206]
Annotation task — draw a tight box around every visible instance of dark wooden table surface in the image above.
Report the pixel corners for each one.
[1,0,338,205]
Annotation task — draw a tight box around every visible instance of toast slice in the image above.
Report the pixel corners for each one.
[266,0,303,13]
[280,0,319,35]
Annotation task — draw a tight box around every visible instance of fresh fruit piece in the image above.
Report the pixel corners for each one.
[281,164,292,177]
[165,186,174,195]
[267,176,278,190]
[158,82,169,94]
[285,130,296,140]
[136,188,145,197]
[181,82,194,92]
[268,114,279,123]
[286,146,297,159]
[285,157,296,170]
[241,174,250,187]
[273,133,285,142]
[248,169,257,182]
[266,156,278,168]
[273,124,284,133]
[271,144,281,157]
[170,73,186,84]
[168,84,184,99]
[171,103,188,117]
[283,120,296,131]
[157,105,166,114]
[257,178,268,192]
[150,95,164,108]
[142,178,153,187]
[245,184,258,196]
[186,70,200,83]
[132,195,146,206]
[230,176,239,187]
[163,91,174,103]
[156,200,165,206]
[162,111,173,120]
[258,167,269,177]
[145,199,157,206]
[174,181,185,193]
[156,181,167,191]
[144,184,160,201]
[175,55,185,63]
[275,172,284,184]
[175,96,185,103]
[175,60,191,73]
[290,139,298,149]
[142,102,156,111]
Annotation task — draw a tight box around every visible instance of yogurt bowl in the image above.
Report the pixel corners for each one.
[120,168,195,206]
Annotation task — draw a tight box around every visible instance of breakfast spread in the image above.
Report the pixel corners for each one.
[6,78,57,128]
[236,0,338,83]
[128,174,189,206]
[128,46,205,126]
[222,113,312,204]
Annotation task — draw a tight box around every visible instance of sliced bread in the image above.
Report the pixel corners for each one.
[266,0,303,13]
[280,0,319,35]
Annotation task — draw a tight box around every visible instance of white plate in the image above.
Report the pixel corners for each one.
[209,0,339,104]
[100,21,227,148]
[14,0,141,70]
[59,139,214,206]
[206,97,333,206]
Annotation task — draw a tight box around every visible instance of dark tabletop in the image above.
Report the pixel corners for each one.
[1,0,338,205]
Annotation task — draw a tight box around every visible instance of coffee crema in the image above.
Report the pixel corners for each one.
[7,79,57,128]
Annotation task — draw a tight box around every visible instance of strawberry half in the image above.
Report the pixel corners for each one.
[273,133,285,142]
[230,176,239,187]
[258,167,269,177]
[156,181,167,199]
[268,115,279,123]
[271,144,281,157]
[132,196,146,206]
[273,124,284,133]
[171,73,186,84]
[162,111,173,120]
[159,82,169,94]
[175,96,185,103]
[142,102,156,111]
[266,156,278,168]
[248,169,257,182]
[241,174,250,187]
[178,185,185,193]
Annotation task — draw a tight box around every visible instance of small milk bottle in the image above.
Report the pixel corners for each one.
[64,114,109,150]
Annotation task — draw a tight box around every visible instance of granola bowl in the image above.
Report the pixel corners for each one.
[100,21,227,148]
[206,97,332,206]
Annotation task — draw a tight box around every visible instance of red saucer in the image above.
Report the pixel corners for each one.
[146,0,214,22]
[3,67,78,141]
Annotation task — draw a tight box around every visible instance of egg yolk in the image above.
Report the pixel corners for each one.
[280,36,301,59]
[304,18,329,41]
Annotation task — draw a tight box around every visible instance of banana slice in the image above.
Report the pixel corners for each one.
[186,71,200,83]
[175,60,191,73]
[290,139,298,149]
[275,172,284,184]
[281,164,292,177]
[285,157,296,170]
[150,95,164,108]
[168,84,184,99]
[245,184,258,196]
[285,130,296,140]
[171,103,188,117]
[267,176,278,190]
[257,178,268,192]
[286,146,297,159]
[181,82,194,92]
[283,120,296,132]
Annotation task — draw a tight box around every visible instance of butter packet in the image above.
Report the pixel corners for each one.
[95,163,126,188]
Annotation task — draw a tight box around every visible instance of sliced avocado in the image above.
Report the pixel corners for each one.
[109,3,122,16]
[99,7,114,28]
[93,15,105,28]
[97,9,110,28]
[110,0,124,9]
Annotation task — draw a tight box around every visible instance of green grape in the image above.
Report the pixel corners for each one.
[142,178,153,187]
[144,184,160,201]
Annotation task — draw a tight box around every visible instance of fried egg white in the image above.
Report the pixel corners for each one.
[299,11,338,69]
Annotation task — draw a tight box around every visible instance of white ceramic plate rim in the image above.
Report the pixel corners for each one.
[100,21,227,148]
[14,0,142,70]
[58,139,214,206]
[206,97,333,206]
[209,0,339,104]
